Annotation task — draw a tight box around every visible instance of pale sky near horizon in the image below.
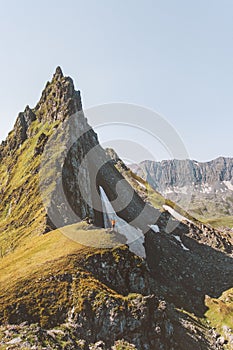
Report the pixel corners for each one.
[0,0,232,162]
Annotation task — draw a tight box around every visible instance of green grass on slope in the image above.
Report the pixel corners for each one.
[202,216,233,229]
[0,119,60,257]
[205,290,233,349]
[0,222,127,327]
[205,291,233,329]
[0,222,124,287]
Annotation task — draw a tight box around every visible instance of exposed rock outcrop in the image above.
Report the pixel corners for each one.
[145,224,233,316]
[0,106,36,158]
[35,66,82,123]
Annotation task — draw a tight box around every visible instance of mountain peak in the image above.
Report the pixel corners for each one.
[35,67,82,123]
[53,66,64,79]
[0,68,83,158]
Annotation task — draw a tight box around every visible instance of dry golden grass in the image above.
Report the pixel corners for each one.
[0,221,128,327]
[0,222,125,288]
[205,290,233,330]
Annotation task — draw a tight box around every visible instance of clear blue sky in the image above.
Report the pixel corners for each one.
[0,0,232,162]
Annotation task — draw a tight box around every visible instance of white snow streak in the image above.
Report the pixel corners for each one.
[149,224,160,233]
[173,235,190,251]
[163,205,193,224]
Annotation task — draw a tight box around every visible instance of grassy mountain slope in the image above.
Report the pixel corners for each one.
[0,222,221,350]
[0,118,59,257]
[203,216,233,229]
[0,222,126,326]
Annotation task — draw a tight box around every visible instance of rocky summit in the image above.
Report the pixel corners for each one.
[0,68,233,349]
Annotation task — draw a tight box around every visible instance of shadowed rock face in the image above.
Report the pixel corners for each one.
[60,126,162,232]
[34,67,165,232]
[145,225,233,316]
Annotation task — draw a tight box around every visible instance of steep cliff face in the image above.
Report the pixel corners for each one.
[0,68,166,257]
[130,158,233,221]
[132,158,233,189]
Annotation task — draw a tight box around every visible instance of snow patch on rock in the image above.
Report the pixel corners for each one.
[163,205,193,224]
[223,181,233,191]
[149,224,160,233]
[173,235,190,251]
[135,179,146,189]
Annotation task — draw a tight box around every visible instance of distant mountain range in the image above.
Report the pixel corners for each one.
[130,157,233,226]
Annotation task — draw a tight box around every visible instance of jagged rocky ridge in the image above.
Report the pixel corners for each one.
[130,158,233,220]
[0,68,233,349]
